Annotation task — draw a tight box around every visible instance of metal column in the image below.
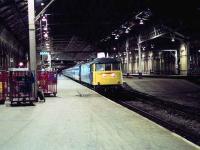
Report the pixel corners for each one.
[137,35,142,78]
[125,39,129,75]
[28,0,37,97]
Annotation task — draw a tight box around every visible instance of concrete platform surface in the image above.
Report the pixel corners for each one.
[0,76,199,150]
[124,77,200,109]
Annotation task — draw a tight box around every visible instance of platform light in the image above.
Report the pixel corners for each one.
[56,58,59,60]
[18,62,24,67]
[198,50,200,53]
[113,47,116,50]
[41,3,44,6]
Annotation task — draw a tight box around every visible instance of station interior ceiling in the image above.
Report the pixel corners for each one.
[0,0,200,68]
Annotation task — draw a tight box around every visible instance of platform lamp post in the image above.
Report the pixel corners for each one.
[137,35,142,78]
[28,0,37,98]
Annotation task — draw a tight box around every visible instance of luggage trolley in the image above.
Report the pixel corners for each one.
[8,68,36,105]
[37,71,57,96]
[0,71,8,104]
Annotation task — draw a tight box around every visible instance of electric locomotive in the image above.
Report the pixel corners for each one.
[62,58,123,89]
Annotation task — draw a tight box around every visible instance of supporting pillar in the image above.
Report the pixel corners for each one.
[125,39,129,75]
[179,42,189,75]
[28,0,37,97]
[137,35,142,78]
[174,50,178,74]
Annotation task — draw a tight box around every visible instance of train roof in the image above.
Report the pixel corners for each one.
[91,58,121,64]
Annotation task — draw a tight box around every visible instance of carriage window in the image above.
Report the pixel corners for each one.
[105,64,111,71]
[96,64,104,71]
[112,63,120,70]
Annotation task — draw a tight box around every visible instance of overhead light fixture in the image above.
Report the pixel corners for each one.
[140,19,144,25]
[44,33,48,38]
[112,32,116,36]
[171,37,175,42]
[198,50,200,53]
[41,3,44,6]
[42,16,47,22]
[121,25,126,29]
[113,47,116,50]
[43,27,48,31]
[125,30,129,34]
[125,27,131,34]
[171,34,175,42]
[115,35,119,40]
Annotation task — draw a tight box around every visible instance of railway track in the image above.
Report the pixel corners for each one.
[96,84,200,146]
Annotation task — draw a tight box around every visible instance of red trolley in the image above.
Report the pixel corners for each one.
[8,69,36,105]
[0,71,8,104]
[37,71,57,96]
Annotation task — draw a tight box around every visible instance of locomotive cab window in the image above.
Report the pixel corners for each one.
[105,64,111,71]
[112,63,120,70]
[96,64,112,71]
[96,64,104,71]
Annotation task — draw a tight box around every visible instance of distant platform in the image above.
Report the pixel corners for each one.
[124,77,200,109]
[0,76,199,150]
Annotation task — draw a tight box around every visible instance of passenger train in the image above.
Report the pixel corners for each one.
[62,58,123,89]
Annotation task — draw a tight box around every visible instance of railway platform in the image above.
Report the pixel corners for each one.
[124,77,200,109]
[0,76,199,150]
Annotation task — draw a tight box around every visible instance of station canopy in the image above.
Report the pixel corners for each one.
[0,0,200,64]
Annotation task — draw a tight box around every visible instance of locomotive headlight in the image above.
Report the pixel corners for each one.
[111,73,116,77]
[102,74,106,78]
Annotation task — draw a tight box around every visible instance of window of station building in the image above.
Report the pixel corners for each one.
[112,63,120,70]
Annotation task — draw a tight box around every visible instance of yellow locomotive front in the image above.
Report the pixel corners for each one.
[92,60,123,86]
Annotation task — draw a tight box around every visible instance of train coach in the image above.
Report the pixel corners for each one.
[62,58,123,89]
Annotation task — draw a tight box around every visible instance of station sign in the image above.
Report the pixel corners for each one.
[40,51,49,55]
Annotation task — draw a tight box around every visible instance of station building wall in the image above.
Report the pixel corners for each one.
[0,26,24,70]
